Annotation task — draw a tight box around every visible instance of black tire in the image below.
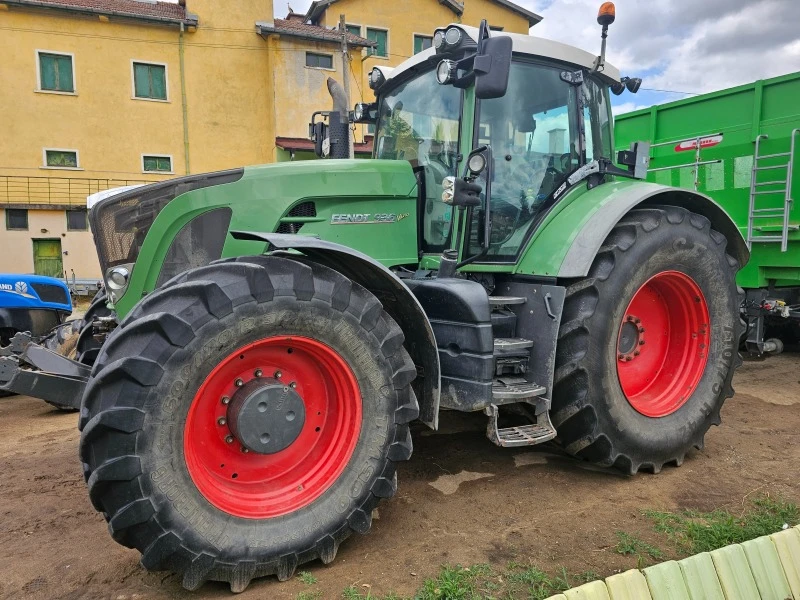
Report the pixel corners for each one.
[78,256,418,592]
[551,206,743,474]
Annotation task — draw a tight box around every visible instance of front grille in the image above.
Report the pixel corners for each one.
[287,202,317,217]
[89,169,243,275]
[31,283,69,305]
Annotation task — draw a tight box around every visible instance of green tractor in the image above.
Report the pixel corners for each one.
[0,8,746,593]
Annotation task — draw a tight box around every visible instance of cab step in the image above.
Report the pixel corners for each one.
[486,404,557,447]
[488,296,527,308]
[492,377,545,402]
[493,337,533,354]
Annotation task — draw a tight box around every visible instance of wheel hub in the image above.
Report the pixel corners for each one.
[227,378,306,454]
[616,271,710,418]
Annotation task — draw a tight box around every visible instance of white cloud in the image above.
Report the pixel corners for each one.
[611,101,646,116]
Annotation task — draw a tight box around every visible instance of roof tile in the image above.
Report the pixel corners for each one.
[8,0,196,24]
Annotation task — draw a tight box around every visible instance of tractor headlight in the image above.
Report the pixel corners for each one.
[442,189,455,204]
[105,264,133,302]
[443,176,455,191]
[433,30,445,51]
[436,60,457,85]
[444,26,462,46]
[369,67,386,90]
[468,153,487,176]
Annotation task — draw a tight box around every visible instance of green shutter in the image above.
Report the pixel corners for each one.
[40,53,73,91]
[57,55,74,92]
[157,157,171,171]
[346,24,361,37]
[134,63,166,100]
[40,55,57,90]
[134,63,150,97]
[150,65,167,100]
[367,29,387,57]
[143,156,158,171]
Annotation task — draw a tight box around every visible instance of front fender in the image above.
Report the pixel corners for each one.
[232,232,441,429]
[516,181,749,278]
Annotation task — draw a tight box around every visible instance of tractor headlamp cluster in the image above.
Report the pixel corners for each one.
[611,76,643,96]
[434,26,466,54]
[442,176,455,204]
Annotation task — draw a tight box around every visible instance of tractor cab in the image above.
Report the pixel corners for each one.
[357,19,643,269]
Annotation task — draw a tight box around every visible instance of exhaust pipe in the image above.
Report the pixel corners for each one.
[326,77,352,159]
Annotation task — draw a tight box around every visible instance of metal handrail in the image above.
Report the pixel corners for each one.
[647,133,724,191]
[0,175,160,206]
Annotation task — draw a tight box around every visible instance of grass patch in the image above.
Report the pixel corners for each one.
[298,570,318,585]
[296,592,322,600]
[614,531,664,567]
[645,496,798,555]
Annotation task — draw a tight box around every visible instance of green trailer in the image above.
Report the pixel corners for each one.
[615,72,800,354]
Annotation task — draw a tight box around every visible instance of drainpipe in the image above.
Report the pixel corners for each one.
[179,22,191,174]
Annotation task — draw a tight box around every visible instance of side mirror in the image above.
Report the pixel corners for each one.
[312,121,327,158]
[474,35,512,100]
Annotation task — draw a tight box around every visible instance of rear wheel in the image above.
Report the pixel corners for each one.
[552,206,743,474]
[78,257,418,592]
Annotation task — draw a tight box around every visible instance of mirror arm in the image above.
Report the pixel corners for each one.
[457,146,493,269]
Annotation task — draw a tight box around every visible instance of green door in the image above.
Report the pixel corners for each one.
[33,239,63,278]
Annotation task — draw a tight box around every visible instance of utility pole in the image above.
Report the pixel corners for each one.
[339,14,354,158]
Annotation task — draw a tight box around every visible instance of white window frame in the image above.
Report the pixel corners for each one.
[412,32,434,55]
[35,49,77,95]
[131,60,170,102]
[141,153,174,174]
[365,26,390,60]
[41,148,82,171]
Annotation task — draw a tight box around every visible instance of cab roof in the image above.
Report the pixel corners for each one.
[385,25,621,85]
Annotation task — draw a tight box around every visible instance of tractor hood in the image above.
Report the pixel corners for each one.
[98,160,420,317]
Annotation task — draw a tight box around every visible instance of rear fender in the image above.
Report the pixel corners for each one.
[232,232,441,429]
[520,182,749,278]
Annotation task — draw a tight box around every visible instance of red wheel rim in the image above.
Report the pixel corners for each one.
[184,336,362,519]
[616,271,710,418]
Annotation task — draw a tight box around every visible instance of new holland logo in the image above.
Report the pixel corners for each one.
[15,281,28,294]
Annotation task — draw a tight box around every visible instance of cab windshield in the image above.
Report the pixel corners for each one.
[468,61,613,261]
[375,69,462,251]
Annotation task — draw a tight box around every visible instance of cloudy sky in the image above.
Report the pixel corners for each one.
[271,0,800,114]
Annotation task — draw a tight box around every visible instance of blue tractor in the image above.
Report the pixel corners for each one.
[0,274,72,344]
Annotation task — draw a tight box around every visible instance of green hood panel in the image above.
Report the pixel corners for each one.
[117,160,419,316]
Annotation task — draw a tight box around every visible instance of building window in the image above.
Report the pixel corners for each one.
[6,209,28,231]
[413,35,433,55]
[133,62,167,100]
[66,209,88,231]
[305,52,334,70]
[489,25,505,31]
[346,24,361,37]
[44,149,79,169]
[143,155,173,173]
[367,28,388,57]
[38,51,75,93]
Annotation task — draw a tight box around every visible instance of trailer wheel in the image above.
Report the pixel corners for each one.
[552,206,743,474]
[78,257,418,592]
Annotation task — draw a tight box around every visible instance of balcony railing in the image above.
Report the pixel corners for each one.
[0,175,162,206]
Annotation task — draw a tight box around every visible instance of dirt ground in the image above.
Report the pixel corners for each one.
[1,354,799,600]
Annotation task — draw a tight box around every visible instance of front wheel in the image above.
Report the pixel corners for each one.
[78,257,418,592]
[552,206,743,474]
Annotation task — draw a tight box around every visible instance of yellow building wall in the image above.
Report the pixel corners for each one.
[267,35,366,146]
[0,209,101,279]
[316,0,530,104]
